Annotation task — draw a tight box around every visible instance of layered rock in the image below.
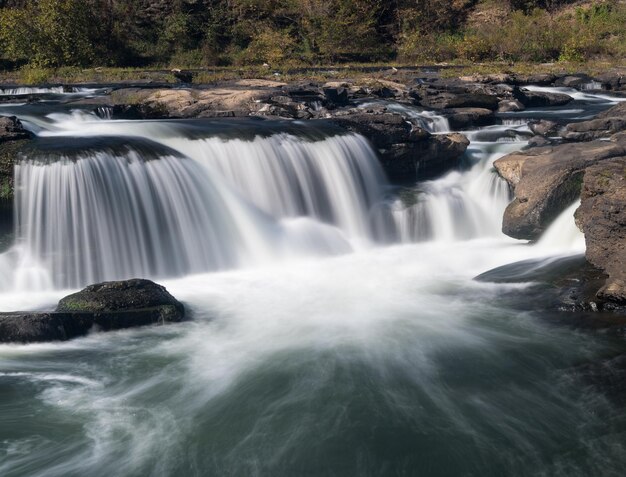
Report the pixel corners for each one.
[563,103,626,142]
[576,158,626,306]
[0,279,185,343]
[494,135,626,240]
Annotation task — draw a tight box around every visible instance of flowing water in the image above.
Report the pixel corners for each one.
[0,87,625,476]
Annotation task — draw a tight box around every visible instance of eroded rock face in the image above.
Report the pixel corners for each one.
[0,279,186,343]
[330,109,468,182]
[576,158,626,306]
[494,135,626,240]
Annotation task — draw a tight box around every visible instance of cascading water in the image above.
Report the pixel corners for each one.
[2,86,626,477]
[8,138,291,289]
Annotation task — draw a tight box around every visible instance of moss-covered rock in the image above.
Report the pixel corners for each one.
[56,278,185,318]
[0,279,186,343]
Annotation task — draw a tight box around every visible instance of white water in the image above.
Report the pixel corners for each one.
[537,201,585,252]
[0,86,97,96]
[0,104,591,290]
[358,101,451,133]
[522,85,626,104]
[3,87,626,477]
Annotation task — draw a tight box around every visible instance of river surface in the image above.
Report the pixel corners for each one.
[0,86,625,476]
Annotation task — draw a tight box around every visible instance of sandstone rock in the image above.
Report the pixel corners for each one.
[494,135,626,240]
[576,158,626,305]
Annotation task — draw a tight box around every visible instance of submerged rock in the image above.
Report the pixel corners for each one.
[0,279,185,343]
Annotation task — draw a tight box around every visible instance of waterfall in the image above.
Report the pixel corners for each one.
[5,138,298,289]
[0,86,96,96]
[536,201,585,252]
[162,133,387,241]
[387,135,516,243]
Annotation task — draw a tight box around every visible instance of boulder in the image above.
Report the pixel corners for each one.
[322,85,349,106]
[0,279,185,343]
[498,99,525,113]
[444,107,496,129]
[594,71,626,91]
[576,158,626,306]
[330,109,468,182]
[513,88,572,108]
[529,119,560,137]
[555,74,592,88]
[494,135,626,240]
[0,116,32,201]
[410,84,499,110]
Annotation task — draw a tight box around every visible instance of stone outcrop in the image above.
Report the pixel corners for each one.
[410,83,499,110]
[576,158,626,306]
[444,107,495,129]
[0,116,31,201]
[494,134,626,240]
[513,87,572,108]
[330,109,469,182]
[0,279,185,343]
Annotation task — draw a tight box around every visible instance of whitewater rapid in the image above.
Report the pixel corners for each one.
[2,84,625,477]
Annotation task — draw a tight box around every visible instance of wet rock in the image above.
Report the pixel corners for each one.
[0,279,186,343]
[510,73,557,86]
[57,278,184,315]
[563,103,626,141]
[0,116,32,201]
[594,71,626,91]
[529,119,560,137]
[410,84,499,110]
[330,109,468,182]
[555,74,592,88]
[513,87,572,108]
[494,135,626,240]
[576,158,626,306]
[322,84,349,106]
[527,135,552,148]
[0,116,31,141]
[444,107,495,129]
[498,99,525,113]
